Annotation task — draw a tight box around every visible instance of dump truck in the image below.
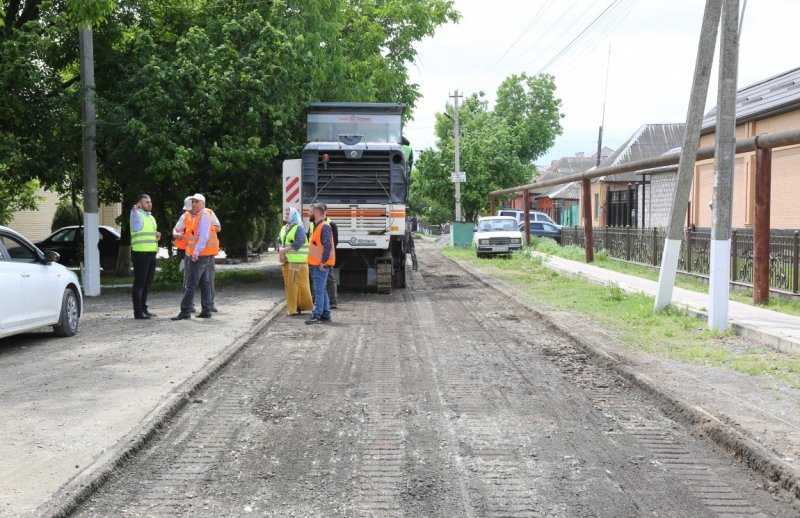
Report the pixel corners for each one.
[282,102,412,293]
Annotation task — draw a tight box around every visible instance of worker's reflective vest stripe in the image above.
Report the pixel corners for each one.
[175,211,194,251]
[131,209,158,252]
[187,208,220,256]
[307,221,335,266]
[279,224,308,263]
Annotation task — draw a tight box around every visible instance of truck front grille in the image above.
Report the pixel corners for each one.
[315,151,392,202]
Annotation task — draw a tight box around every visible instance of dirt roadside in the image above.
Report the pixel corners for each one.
[0,262,285,517]
[440,242,800,502]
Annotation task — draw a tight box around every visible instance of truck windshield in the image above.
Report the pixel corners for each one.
[307,113,402,144]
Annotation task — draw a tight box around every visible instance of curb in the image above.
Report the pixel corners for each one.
[37,300,287,518]
[440,250,800,501]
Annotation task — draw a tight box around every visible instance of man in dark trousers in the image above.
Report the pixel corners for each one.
[130,194,161,319]
[406,229,418,271]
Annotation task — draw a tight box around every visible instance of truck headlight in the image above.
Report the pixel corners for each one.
[478,239,489,245]
[510,238,521,244]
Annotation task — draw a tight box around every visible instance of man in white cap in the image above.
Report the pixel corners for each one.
[172,195,221,311]
[172,193,220,320]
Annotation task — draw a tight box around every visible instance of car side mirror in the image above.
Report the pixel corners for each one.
[44,250,60,263]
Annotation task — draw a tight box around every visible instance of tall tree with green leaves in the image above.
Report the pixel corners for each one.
[410,74,563,224]
[1,0,458,258]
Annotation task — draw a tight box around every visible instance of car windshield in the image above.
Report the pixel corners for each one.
[50,228,78,243]
[478,219,517,232]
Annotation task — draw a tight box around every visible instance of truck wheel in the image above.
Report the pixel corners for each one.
[376,262,392,294]
[53,288,80,337]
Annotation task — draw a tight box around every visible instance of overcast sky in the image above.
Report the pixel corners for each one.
[405,0,800,168]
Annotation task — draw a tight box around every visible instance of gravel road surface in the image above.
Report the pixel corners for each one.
[0,266,283,517]
[70,248,797,517]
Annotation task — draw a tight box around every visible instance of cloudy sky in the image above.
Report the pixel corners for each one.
[405,0,800,167]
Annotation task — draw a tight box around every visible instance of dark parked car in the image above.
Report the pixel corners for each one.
[518,221,561,243]
[35,225,121,270]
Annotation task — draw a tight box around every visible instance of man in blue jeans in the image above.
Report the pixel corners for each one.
[306,203,334,324]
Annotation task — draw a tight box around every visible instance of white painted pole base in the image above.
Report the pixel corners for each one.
[655,238,682,311]
[83,212,101,296]
[708,238,731,331]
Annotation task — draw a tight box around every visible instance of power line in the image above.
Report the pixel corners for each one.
[464,0,557,91]
[506,0,590,75]
[546,0,638,76]
[535,0,628,74]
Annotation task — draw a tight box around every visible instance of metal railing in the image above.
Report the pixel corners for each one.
[561,227,800,294]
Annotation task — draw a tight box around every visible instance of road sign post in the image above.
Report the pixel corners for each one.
[450,172,466,183]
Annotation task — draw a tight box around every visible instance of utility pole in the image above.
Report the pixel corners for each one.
[655,0,723,311]
[79,27,100,296]
[450,90,462,222]
[708,0,740,330]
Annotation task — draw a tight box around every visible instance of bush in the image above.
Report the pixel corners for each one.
[51,200,83,231]
[152,255,184,290]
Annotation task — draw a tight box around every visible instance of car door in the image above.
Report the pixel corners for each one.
[0,240,24,331]
[0,233,61,326]
[98,227,120,268]
[542,223,560,239]
[42,227,79,265]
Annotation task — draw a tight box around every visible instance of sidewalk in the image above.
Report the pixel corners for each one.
[533,251,800,355]
[0,264,285,517]
[442,246,800,501]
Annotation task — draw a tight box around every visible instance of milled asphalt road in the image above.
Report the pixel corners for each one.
[69,246,796,517]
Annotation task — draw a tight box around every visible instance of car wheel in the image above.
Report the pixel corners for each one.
[53,288,80,337]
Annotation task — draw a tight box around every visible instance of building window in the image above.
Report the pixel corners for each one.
[594,193,599,219]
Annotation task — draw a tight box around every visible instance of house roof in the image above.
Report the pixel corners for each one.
[596,123,685,183]
[701,67,800,133]
[537,181,581,200]
[532,154,596,196]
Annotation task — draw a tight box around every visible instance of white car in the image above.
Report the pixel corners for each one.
[474,216,524,258]
[0,226,83,339]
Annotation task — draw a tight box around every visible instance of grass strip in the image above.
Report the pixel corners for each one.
[530,237,800,317]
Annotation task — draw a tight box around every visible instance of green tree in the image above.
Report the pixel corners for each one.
[0,178,41,225]
[0,0,116,225]
[495,73,564,163]
[92,0,458,257]
[411,77,560,223]
[51,199,83,231]
[1,0,458,258]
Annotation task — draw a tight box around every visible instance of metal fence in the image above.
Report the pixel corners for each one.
[561,227,800,294]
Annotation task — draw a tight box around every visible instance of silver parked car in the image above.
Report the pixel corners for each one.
[0,226,83,339]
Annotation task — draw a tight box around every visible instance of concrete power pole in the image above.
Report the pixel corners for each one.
[708,0,740,330]
[79,27,101,296]
[654,0,723,311]
[450,90,462,222]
